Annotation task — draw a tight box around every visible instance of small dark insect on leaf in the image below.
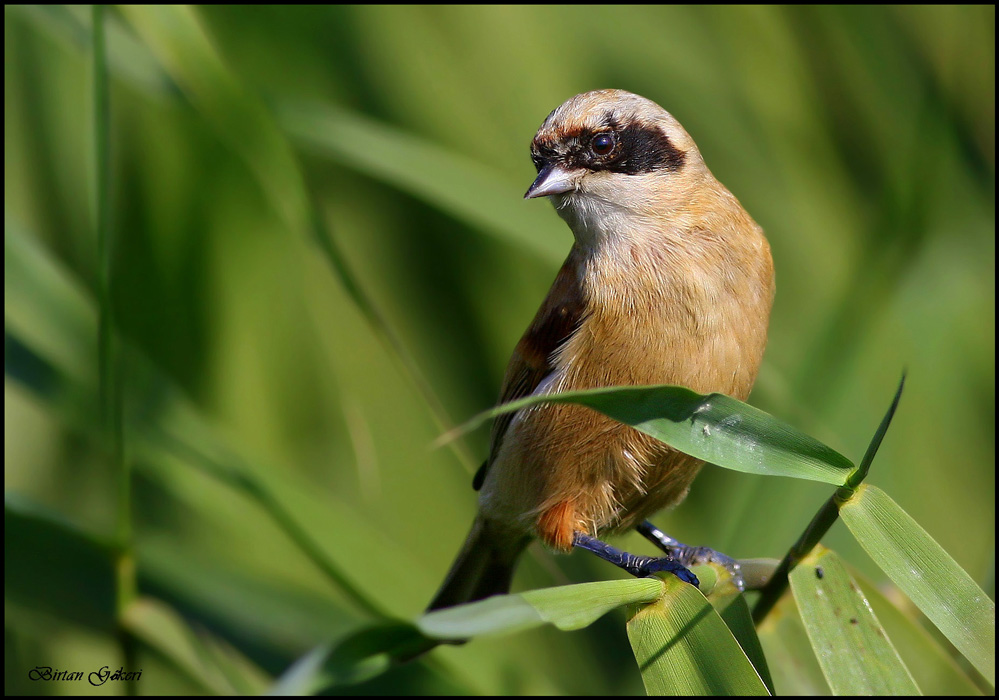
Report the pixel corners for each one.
[815,566,824,579]
[849,618,858,625]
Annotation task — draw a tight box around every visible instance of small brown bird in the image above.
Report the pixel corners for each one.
[428,89,774,610]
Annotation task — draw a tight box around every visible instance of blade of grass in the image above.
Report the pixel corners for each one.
[441,384,854,484]
[711,593,774,695]
[853,567,984,695]
[269,623,481,695]
[5,494,116,631]
[845,373,905,489]
[268,644,333,696]
[119,5,478,475]
[753,377,904,623]
[92,7,138,691]
[756,590,831,695]
[123,596,273,695]
[5,207,423,624]
[627,575,770,696]
[789,546,920,695]
[5,217,96,382]
[311,624,436,689]
[840,484,995,686]
[147,427,390,621]
[417,578,665,640]
[279,100,566,264]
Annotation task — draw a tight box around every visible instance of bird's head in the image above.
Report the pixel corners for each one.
[526,90,710,247]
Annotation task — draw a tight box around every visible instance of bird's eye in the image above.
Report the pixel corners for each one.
[590,132,616,157]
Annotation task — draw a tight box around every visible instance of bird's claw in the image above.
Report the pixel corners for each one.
[678,546,745,592]
[633,556,700,587]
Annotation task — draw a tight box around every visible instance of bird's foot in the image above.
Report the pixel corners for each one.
[626,553,700,586]
[676,545,745,592]
[638,521,745,591]
[572,532,700,587]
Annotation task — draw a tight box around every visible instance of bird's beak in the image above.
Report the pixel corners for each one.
[524,163,581,199]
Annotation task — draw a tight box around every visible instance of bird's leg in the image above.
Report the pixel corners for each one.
[571,532,699,586]
[637,520,745,591]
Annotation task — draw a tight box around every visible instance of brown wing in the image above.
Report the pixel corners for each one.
[473,248,587,490]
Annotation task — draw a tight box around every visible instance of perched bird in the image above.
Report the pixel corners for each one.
[428,89,774,611]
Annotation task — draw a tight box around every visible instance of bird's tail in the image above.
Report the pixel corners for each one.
[427,516,530,612]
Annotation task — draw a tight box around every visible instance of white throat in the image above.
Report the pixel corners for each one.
[551,190,644,253]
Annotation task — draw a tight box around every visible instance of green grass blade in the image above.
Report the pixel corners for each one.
[756,591,831,696]
[840,484,995,686]
[854,568,984,695]
[5,219,97,382]
[418,578,664,640]
[711,594,774,695]
[279,101,566,263]
[523,578,667,630]
[7,5,175,96]
[92,12,137,685]
[846,373,905,489]
[442,384,854,485]
[269,624,480,695]
[627,575,770,696]
[118,5,309,236]
[146,427,391,621]
[3,245,402,625]
[269,644,334,696]
[6,316,393,623]
[5,494,116,631]
[789,546,920,695]
[123,596,272,695]
[117,6,478,476]
[320,624,437,688]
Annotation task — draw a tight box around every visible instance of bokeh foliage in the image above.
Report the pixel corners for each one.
[5,5,994,695]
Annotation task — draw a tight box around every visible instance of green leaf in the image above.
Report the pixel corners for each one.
[418,578,664,640]
[268,624,482,695]
[5,217,97,386]
[756,590,830,696]
[269,644,334,696]
[143,425,391,621]
[839,484,995,686]
[853,568,984,696]
[4,494,116,631]
[627,575,770,695]
[118,6,310,237]
[3,228,412,624]
[278,101,566,263]
[845,373,905,489]
[117,7,477,477]
[443,385,854,485]
[317,623,437,689]
[18,5,569,265]
[123,596,272,695]
[711,593,774,695]
[7,5,175,96]
[789,546,919,695]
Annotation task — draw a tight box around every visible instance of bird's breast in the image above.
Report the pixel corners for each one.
[557,239,768,400]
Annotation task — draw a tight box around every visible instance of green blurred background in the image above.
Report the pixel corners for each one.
[5,5,994,695]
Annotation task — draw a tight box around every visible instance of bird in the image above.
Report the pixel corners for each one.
[427,89,774,611]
